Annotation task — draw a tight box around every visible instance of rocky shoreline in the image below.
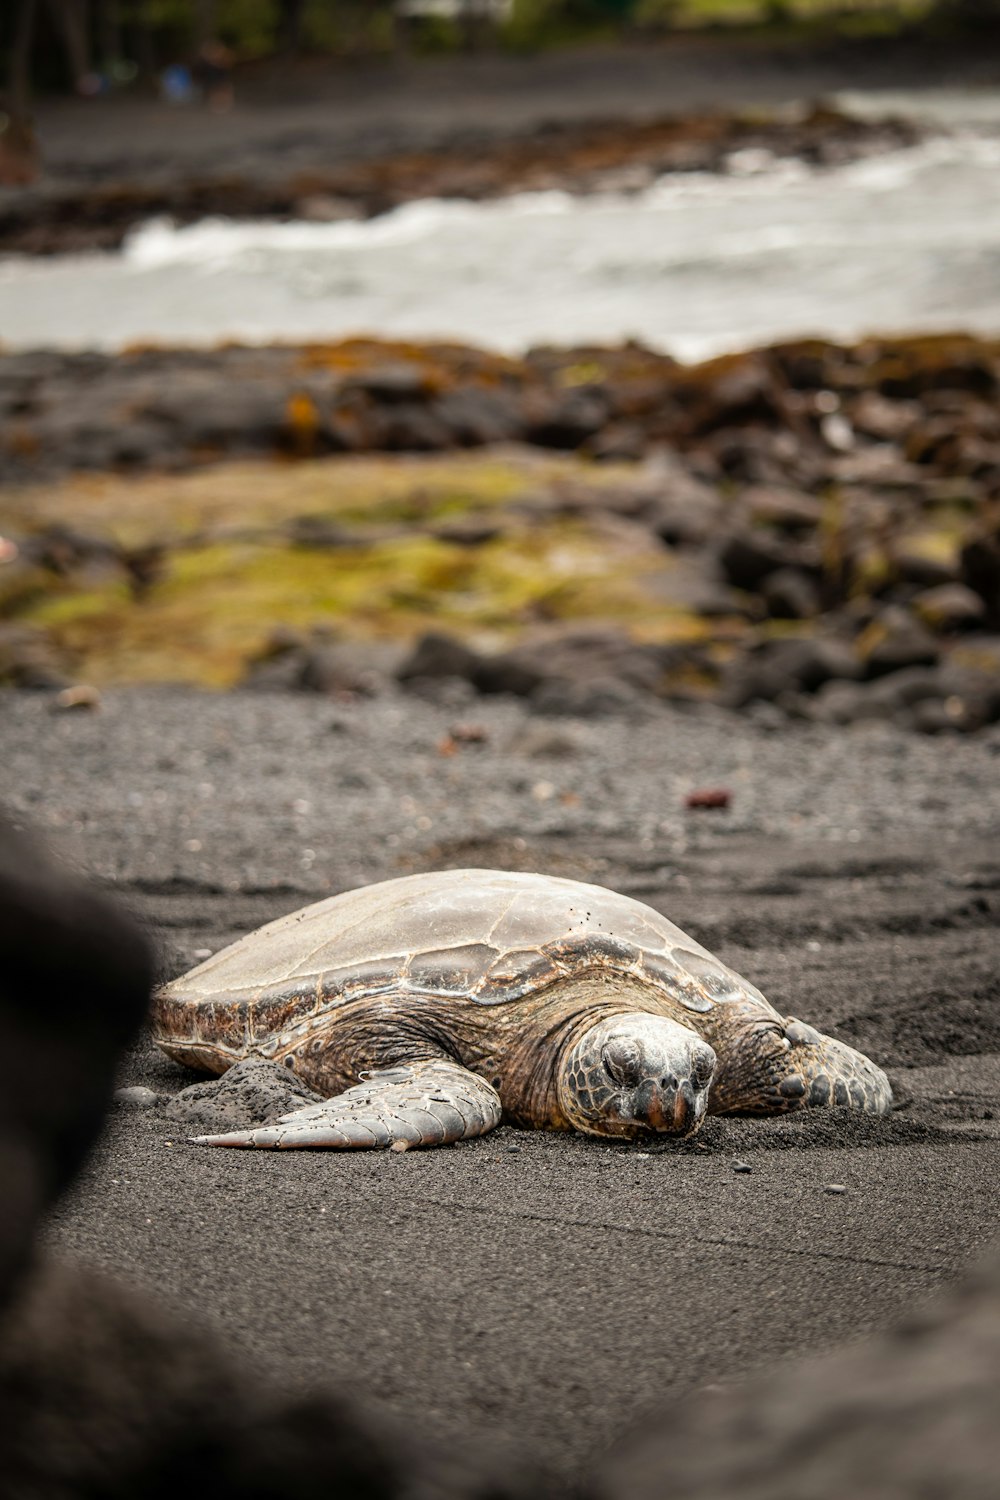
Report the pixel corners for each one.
[3,332,999,735]
[0,104,919,257]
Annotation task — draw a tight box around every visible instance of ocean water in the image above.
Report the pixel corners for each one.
[2,89,999,357]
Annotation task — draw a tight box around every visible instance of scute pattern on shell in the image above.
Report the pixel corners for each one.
[159,869,765,1035]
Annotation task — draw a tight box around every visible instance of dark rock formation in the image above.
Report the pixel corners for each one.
[0,1257,543,1500]
[5,331,1000,734]
[720,637,861,709]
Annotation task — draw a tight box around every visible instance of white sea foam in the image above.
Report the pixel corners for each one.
[1,110,998,357]
[833,86,1000,130]
[123,188,578,269]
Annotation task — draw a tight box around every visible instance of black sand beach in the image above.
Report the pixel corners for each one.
[4,685,997,1478]
[3,31,1000,1489]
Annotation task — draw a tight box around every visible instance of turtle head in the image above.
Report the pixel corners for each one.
[557,1013,716,1139]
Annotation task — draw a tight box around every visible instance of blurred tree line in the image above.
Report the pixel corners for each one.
[1,0,997,121]
[0,0,651,182]
[2,1,384,95]
[0,0,646,98]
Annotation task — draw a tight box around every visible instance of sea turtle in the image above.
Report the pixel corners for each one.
[153,868,891,1149]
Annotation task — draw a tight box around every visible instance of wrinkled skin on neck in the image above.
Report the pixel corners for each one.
[481,974,718,1136]
[464,972,710,1134]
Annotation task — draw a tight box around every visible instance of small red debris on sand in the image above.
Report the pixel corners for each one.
[448,722,489,744]
[436,735,458,757]
[685,787,731,810]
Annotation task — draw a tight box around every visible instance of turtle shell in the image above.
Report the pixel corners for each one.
[156,870,771,1057]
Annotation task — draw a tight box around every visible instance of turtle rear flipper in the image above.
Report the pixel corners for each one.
[190,1059,501,1150]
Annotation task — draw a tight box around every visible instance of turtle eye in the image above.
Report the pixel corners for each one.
[602,1038,644,1089]
[783,1018,821,1048]
[690,1048,715,1089]
[761,1021,791,1051]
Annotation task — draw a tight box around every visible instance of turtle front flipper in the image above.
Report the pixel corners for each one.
[190,1059,502,1150]
[710,1018,892,1117]
[776,1019,892,1114]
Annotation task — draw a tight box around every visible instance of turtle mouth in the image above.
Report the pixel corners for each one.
[628,1077,701,1134]
[629,1077,705,1136]
[671,1081,701,1134]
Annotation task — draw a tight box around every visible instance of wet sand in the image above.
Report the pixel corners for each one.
[5,685,998,1478]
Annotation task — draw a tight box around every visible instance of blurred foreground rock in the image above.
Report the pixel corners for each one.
[0,815,546,1500]
[0,1258,544,1500]
[0,814,151,1302]
[593,1251,1000,1500]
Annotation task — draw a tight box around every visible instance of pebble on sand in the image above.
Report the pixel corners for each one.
[113,1086,161,1109]
[52,685,101,712]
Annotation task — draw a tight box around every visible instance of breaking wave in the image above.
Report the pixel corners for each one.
[1,100,999,359]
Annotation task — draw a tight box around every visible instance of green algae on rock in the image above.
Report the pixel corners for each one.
[2,333,999,731]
